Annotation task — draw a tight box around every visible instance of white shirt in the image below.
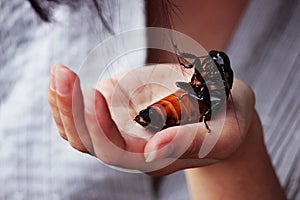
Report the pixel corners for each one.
[1,0,299,199]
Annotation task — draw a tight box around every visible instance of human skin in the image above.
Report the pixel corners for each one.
[148,1,285,198]
[185,111,287,200]
[48,0,286,198]
[49,62,246,172]
[48,64,285,199]
[48,64,254,174]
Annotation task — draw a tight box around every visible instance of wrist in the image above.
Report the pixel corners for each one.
[185,111,286,200]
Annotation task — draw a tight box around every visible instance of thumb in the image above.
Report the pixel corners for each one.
[144,124,208,162]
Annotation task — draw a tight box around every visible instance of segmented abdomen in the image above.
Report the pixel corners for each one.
[135,89,208,132]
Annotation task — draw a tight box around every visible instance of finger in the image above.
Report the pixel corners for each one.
[144,79,256,162]
[54,65,93,154]
[191,79,255,159]
[144,124,208,162]
[84,87,126,165]
[230,78,255,135]
[48,66,67,140]
[206,79,256,159]
[147,158,218,176]
[144,119,237,163]
[96,77,118,103]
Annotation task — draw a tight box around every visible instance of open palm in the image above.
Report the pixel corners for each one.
[48,64,254,175]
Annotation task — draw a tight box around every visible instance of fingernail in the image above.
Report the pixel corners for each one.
[55,66,70,96]
[84,87,96,114]
[145,144,174,162]
[145,150,157,163]
[50,74,56,91]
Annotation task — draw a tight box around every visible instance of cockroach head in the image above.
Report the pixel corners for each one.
[209,50,234,90]
[134,107,164,133]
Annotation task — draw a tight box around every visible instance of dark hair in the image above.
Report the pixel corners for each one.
[27,0,113,33]
[28,0,179,32]
[28,0,180,65]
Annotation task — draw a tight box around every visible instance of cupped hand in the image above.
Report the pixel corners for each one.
[48,64,255,175]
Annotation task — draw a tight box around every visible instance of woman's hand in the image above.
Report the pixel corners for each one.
[48,64,255,175]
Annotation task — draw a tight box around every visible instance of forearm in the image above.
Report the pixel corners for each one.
[185,112,286,200]
[146,1,285,198]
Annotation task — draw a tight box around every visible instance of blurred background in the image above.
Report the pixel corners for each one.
[1,0,300,199]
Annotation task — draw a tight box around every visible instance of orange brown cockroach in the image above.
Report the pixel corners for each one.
[134,49,234,133]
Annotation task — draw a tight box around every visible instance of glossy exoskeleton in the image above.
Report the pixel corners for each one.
[134,49,233,133]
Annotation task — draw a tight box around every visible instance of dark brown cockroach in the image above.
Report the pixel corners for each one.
[134,49,234,133]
